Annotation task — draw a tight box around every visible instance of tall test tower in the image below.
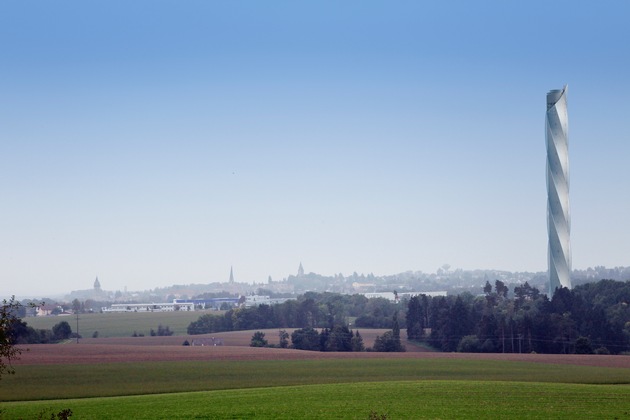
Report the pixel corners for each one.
[546,85,572,295]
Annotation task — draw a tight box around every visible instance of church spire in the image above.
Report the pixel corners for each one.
[298,262,304,277]
[229,266,234,284]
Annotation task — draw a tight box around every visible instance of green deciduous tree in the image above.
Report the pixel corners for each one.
[0,296,22,379]
[483,280,493,295]
[52,321,72,341]
[495,280,509,298]
[372,331,405,352]
[278,330,289,348]
[290,327,320,351]
[373,313,405,352]
[250,331,268,347]
[574,336,593,354]
[326,325,353,352]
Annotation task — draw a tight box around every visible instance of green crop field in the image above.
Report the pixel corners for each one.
[2,380,630,419]
[2,358,629,402]
[2,357,630,419]
[23,310,220,338]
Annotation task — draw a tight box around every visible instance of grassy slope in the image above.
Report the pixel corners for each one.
[2,381,630,419]
[2,358,629,402]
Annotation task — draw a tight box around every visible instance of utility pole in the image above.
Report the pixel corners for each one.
[76,311,79,344]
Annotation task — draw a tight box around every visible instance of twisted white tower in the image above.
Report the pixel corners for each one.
[546,85,571,295]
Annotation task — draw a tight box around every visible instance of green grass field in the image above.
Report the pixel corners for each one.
[2,357,630,419]
[3,358,630,402]
[2,380,629,419]
[23,310,220,338]
[5,316,630,419]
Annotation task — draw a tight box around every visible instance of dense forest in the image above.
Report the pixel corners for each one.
[407,280,630,354]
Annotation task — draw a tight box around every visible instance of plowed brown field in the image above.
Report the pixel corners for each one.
[14,328,630,368]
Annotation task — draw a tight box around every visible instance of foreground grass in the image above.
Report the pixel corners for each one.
[23,311,220,338]
[2,358,629,402]
[2,380,630,419]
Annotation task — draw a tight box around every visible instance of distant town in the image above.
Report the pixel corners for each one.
[21,264,630,316]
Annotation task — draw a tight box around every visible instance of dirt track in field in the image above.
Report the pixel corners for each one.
[14,328,630,369]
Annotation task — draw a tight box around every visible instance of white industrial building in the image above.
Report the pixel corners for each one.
[102,302,195,312]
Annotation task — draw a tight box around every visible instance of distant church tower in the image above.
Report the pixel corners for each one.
[93,276,101,292]
[297,262,305,277]
[229,266,235,284]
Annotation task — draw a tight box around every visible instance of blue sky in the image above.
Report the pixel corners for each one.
[2,1,629,297]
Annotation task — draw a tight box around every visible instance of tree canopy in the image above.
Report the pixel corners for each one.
[406,280,630,354]
[1,297,26,379]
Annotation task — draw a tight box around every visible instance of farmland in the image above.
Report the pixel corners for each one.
[3,380,630,419]
[2,320,630,418]
[23,310,222,338]
[3,349,630,401]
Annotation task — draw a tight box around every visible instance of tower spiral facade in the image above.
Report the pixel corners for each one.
[546,85,571,295]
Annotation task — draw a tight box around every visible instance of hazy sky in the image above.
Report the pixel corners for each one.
[2,1,629,298]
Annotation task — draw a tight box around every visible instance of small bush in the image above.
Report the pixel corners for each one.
[368,410,388,420]
[151,325,174,337]
[36,407,73,419]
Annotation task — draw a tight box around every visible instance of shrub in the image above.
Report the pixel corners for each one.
[368,410,388,419]
[36,408,73,419]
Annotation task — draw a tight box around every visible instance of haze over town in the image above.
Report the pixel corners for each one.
[2,2,629,298]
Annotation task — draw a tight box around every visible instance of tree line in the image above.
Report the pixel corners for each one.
[187,292,398,335]
[187,291,406,352]
[250,327,368,352]
[249,315,405,353]
[406,279,630,354]
[9,318,75,344]
[187,279,630,354]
